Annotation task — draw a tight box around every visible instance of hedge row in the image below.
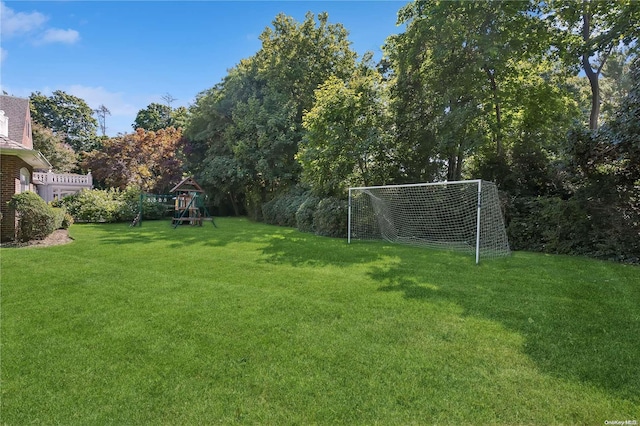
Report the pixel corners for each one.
[8,191,73,242]
[504,194,640,263]
[262,190,347,238]
[262,188,640,263]
[53,187,166,223]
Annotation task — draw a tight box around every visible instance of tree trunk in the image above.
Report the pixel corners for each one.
[455,147,464,181]
[485,67,503,156]
[447,155,456,181]
[447,147,464,181]
[584,54,600,131]
[228,192,240,216]
[582,8,600,130]
[357,157,369,187]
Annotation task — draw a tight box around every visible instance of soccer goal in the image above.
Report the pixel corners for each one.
[348,180,510,264]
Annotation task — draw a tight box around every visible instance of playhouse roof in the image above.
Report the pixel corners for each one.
[170,176,204,193]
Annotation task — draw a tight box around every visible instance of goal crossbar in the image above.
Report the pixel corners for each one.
[348,180,510,264]
[349,179,482,191]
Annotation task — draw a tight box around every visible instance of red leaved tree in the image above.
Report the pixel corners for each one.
[83,127,184,193]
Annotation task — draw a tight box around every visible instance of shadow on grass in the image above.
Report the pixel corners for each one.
[371,253,640,402]
[260,234,393,267]
[259,231,640,402]
[83,219,640,402]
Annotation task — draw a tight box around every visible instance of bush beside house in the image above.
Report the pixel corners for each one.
[8,191,71,242]
[4,187,170,243]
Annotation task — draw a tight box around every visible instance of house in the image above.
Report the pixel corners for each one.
[0,95,92,242]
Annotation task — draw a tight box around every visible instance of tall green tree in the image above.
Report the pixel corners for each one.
[383,30,441,182]
[386,0,579,185]
[169,106,189,129]
[561,57,640,260]
[185,12,359,217]
[132,103,172,131]
[601,56,640,191]
[185,63,271,217]
[547,0,640,129]
[599,49,636,122]
[32,123,78,173]
[300,62,393,196]
[133,103,190,132]
[256,12,357,121]
[237,12,358,195]
[29,90,99,152]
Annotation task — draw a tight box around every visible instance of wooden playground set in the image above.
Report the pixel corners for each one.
[131,177,216,228]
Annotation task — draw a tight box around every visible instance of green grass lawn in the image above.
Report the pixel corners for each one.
[1,218,639,424]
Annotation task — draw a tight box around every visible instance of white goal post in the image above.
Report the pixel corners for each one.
[348,180,510,264]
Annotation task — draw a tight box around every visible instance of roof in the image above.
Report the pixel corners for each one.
[0,95,50,170]
[0,95,30,143]
[0,135,24,150]
[170,176,204,193]
[0,135,51,169]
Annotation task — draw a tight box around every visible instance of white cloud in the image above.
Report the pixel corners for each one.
[1,2,80,47]
[0,47,7,64]
[65,85,150,135]
[66,85,139,116]
[0,1,48,37]
[39,28,80,45]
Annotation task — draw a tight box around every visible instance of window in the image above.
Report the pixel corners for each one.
[19,168,30,193]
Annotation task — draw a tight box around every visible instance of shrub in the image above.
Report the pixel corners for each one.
[55,187,173,224]
[116,187,165,222]
[262,188,308,227]
[296,195,321,233]
[51,207,67,230]
[8,191,57,242]
[57,189,123,223]
[575,186,640,263]
[262,192,348,238]
[313,197,348,238]
[116,188,139,222]
[504,193,639,263]
[505,196,590,254]
[142,199,169,220]
[61,212,74,229]
[117,188,169,221]
[261,199,277,225]
[54,187,173,223]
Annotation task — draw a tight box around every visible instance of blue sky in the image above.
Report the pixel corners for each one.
[1,1,406,136]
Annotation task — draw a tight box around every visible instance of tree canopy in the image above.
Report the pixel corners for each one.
[32,123,78,173]
[185,11,359,218]
[83,127,184,193]
[546,0,640,129]
[133,102,190,132]
[30,90,99,152]
[182,3,636,201]
[300,61,393,196]
[132,103,171,131]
